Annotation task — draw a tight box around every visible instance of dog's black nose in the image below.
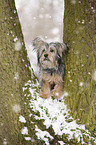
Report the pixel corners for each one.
[44,54,48,58]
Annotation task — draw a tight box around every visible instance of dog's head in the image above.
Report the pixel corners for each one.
[33,37,67,70]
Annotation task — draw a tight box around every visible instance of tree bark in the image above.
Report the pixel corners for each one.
[63,0,96,141]
[1,0,96,144]
[0,0,32,144]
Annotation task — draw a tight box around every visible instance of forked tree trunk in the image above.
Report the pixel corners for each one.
[1,0,96,144]
[63,0,96,140]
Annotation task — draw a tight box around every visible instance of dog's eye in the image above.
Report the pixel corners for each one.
[50,49,54,52]
[42,49,45,53]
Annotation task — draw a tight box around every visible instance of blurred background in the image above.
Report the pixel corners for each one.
[15,0,64,73]
[15,0,64,43]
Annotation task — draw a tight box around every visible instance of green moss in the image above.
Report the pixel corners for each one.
[63,0,96,143]
[0,0,33,144]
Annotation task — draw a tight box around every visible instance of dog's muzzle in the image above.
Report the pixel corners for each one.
[44,53,49,61]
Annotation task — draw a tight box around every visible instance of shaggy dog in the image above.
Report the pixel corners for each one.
[33,37,67,98]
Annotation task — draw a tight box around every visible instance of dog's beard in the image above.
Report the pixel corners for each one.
[40,58,56,69]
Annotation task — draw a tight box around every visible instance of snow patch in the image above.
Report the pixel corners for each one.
[21,127,28,135]
[19,115,26,123]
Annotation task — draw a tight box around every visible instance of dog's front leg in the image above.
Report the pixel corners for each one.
[40,81,51,98]
[52,82,63,98]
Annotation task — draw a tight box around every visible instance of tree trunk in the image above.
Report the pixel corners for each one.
[63,0,96,141]
[1,0,96,144]
[0,0,32,144]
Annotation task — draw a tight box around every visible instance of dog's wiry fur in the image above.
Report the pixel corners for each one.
[33,37,67,99]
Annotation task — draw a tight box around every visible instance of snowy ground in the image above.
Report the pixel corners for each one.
[20,79,95,144]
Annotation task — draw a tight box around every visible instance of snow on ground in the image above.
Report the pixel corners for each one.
[19,80,96,144]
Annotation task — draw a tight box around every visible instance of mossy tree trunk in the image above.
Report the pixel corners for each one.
[0,0,32,144]
[1,0,96,144]
[63,0,96,138]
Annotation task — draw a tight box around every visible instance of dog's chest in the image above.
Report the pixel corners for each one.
[42,72,62,83]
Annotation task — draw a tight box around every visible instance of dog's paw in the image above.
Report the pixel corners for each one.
[40,91,51,99]
[52,84,63,99]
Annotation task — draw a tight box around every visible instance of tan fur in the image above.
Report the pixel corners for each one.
[40,72,63,98]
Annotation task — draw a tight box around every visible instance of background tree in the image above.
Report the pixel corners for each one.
[63,0,96,142]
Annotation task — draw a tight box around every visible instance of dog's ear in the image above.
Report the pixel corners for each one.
[60,43,68,52]
[33,37,45,49]
[56,43,68,57]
